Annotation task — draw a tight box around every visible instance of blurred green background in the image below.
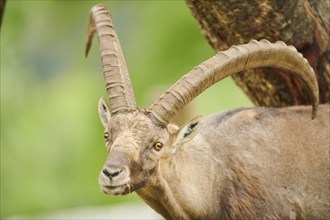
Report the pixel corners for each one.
[1,0,252,218]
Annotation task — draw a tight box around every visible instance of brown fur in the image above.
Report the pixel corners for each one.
[98,103,330,219]
[220,156,284,219]
[87,7,326,218]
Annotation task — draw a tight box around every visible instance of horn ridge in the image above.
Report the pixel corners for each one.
[86,4,136,114]
[148,39,319,125]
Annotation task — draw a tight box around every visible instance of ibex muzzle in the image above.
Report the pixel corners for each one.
[100,149,131,195]
[86,4,329,220]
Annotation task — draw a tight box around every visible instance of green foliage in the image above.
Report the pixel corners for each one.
[0,1,252,218]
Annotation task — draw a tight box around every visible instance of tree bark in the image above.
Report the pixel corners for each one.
[186,0,330,107]
[0,0,5,29]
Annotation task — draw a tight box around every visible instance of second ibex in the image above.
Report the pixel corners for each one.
[85,4,329,220]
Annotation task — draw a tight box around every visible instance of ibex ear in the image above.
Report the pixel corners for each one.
[98,97,111,128]
[173,116,203,146]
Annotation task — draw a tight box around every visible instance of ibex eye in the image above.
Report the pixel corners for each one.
[104,132,109,139]
[153,142,163,151]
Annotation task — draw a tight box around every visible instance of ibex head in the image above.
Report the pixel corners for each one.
[96,97,203,195]
[86,4,319,196]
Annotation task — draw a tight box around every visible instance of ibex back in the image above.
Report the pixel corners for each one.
[85,4,330,219]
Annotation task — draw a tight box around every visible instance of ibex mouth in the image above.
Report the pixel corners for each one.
[101,182,134,195]
[99,168,132,195]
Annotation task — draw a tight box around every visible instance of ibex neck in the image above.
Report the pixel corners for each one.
[136,171,189,219]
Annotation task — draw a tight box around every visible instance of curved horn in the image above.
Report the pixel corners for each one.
[85,4,136,114]
[148,39,319,125]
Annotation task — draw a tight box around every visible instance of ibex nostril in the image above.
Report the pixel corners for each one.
[102,169,111,178]
[111,170,122,177]
[102,168,123,179]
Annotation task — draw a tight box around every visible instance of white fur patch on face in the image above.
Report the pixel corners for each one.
[167,124,179,134]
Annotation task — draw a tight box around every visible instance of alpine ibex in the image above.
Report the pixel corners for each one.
[85,4,330,219]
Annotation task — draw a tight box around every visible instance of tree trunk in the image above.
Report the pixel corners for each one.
[186,0,330,107]
[0,0,6,29]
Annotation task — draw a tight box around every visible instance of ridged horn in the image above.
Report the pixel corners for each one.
[85,4,136,114]
[148,39,319,126]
